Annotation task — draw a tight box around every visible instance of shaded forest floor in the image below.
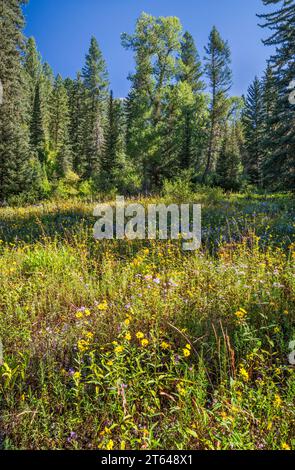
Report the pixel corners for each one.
[0,191,294,450]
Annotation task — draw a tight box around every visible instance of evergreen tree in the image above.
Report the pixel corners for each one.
[102,91,125,183]
[64,73,86,175]
[216,124,242,191]
[41,62,54,143]
[258,0,295,189]
[82,37,109,178]
[0,0,37,200]
[243,77,264,186]
[261,65,279,186]
[49,75,72,176]
[203,26,232,182]
[178,32,206,171]
[24,37,42,107]
[30,81,45,153]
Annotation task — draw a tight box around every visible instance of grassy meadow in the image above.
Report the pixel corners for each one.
[0,190,294,450]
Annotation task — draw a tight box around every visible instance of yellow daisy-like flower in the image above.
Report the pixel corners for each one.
[78,339,90,353]
[125,332,132,341]
[136,332,144,339]
[97,301,108,311]
[281,443,291,451]
[235,308,247,321]
[115,345,124,354]
[84,308,91,317]
[84,331,94,340]
[141,339,149,347]
[183,348,191,358]
[185,343,191,351]
[161,341,170,350]
[76,311,84,319]
[107,360,113,367]
[124,318,131,327]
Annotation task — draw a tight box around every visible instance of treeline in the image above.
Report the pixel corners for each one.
[0,0,294,202]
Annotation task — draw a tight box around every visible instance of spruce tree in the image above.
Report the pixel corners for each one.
[243,77,264,186]
[82,37,109,178]
[65,73,86,175]
[41,62,54,144]
[102,91,125,183]
[24,37,42,108]
[203,26,232,182]
[0,0,36,200]
[178,32,205,171]
[30,81,45,154]
[258,0,295,189]
[49,75,72,176]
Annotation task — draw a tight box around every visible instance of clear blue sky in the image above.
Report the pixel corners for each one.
[23,0,274,97]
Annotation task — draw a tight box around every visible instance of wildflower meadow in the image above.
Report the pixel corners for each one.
[0,190,294,450]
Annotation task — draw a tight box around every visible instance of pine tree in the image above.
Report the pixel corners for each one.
[203,26,232,182]
[178,32,205,171]
[64,73,86,175]
[0,0,37,200]
[49,75,72,176]
[82,37,109,178]
[102,91,125,182]
[179,32,204,94]
[41,62,54,144]
[30,81,45,153]
[243,77,264,186]
[258,0,295,189]
[24,37,42,107]
[261,65,279,186]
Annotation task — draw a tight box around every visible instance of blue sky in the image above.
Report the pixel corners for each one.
[23,0,274,97]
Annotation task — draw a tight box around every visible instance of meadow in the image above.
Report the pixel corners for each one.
[0,189,294,450]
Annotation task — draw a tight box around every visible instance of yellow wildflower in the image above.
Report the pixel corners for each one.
[124,318,131,327]
[97,301,108,311]
[235,308,247,321]
[106,439,114,450]
[125,332,132,341]
[183,348,191,358]
[78,339,90,353]
[161,341,170,350]
[84,332,94,340]
[239,366,249,382]
[141,339,149,347]
[281,443,291,451]
[136,332,144,339]
[115,345,124,354]
[84,308,91,317]
[76,311,84,319]
[274,394,282,408]
[73,372,81,381]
